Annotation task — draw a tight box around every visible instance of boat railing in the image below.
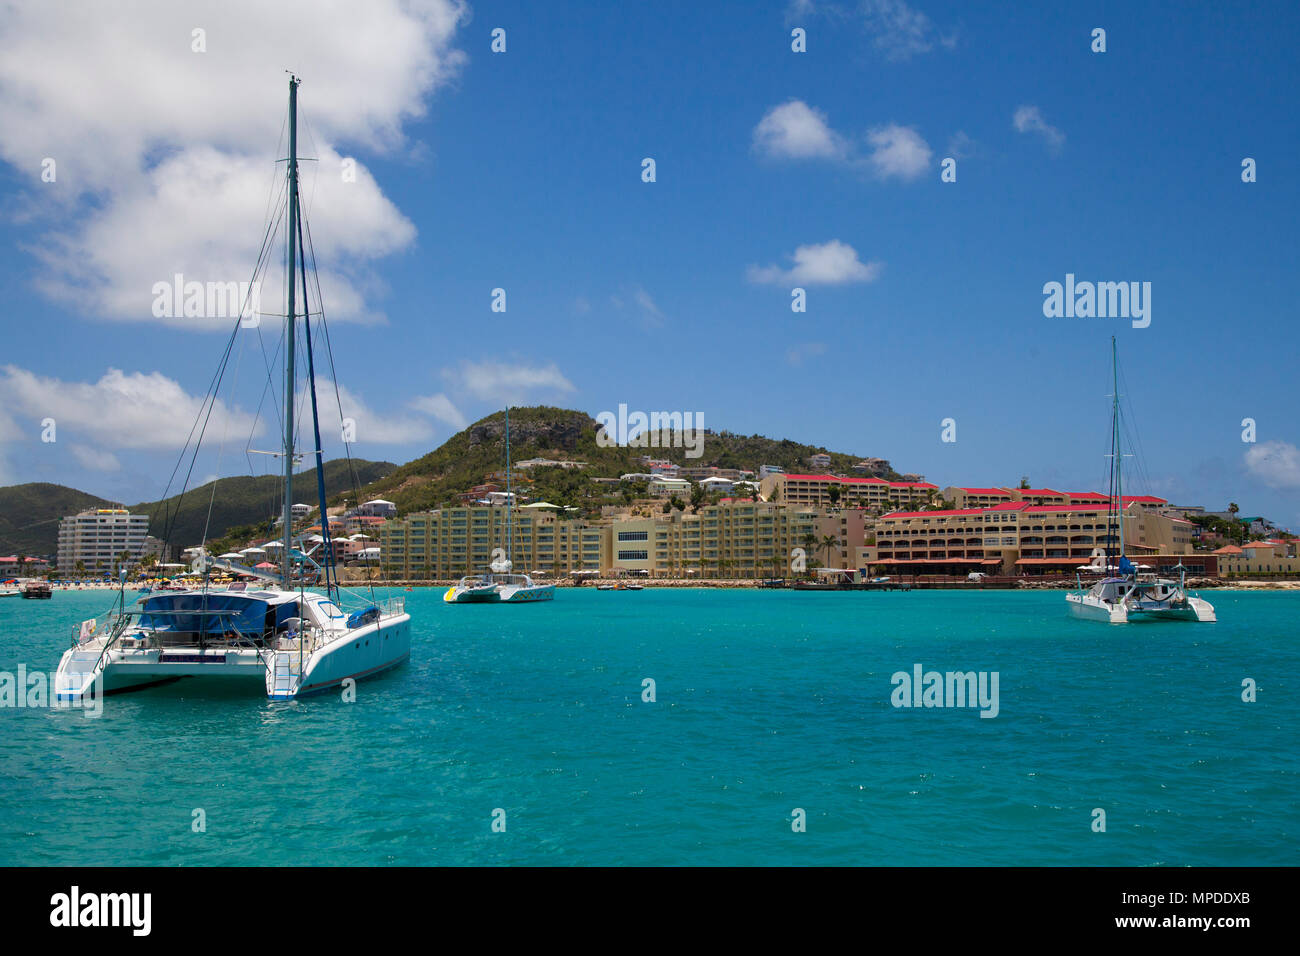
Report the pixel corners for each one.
[378,596,405,618]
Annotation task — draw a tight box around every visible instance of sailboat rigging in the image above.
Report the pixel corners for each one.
[55,77,413,701]
[444,407,556,603]
[1065,337,1215,624]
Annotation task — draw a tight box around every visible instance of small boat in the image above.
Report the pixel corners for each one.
[596,583,618,591]
[1066,339,1214,624]
[443,406,554,605]
[21,582,52,599]
[624,583,644,590]
[0,588,21,598]
[445,567,555,603]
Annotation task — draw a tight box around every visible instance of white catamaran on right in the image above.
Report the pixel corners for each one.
[1065,338,1215,624]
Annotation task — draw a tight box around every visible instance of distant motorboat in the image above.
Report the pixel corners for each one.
[21,582,52,599]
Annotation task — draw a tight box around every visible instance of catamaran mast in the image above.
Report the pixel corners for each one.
[1113,336,1124,564]
[505,406,512,568]
[282,75,300,584]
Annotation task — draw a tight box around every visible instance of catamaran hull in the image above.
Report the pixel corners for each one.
[1066,593,1216,623]
[444,584,554,603]
[496,584,554,603]
[266,612,411,700]
[445,588,501,603]
[1066,593,1128,623]
[1127,597,1216,622]
[272,613,411,699]
[56,614,411,702]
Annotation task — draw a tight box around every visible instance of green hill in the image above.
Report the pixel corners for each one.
[341,407,900,516]
[129,458,396,550]
[0,459,395,559]
[0,483,114,556]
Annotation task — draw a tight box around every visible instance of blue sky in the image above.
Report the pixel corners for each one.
[0,0,1297,528]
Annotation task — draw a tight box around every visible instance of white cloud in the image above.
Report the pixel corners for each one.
[866,124,932,180]
[748,240,883,285]
[946,130,975,159]
[753,102,933,182]
[753,100,846,160]
[0,0,468,325]
[0,365,260,450]
[1013,105,1065,152]
[409,393,467,430]
[860,0,955,61]
[607,286,666,329]
[328,382,432,446]
[1245,441,1300,489]
[441,361,576,404]
[633,287,665,327]
[69,444,122,472]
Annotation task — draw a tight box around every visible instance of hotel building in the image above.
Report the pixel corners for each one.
[608,501,821,577]
[761,473,939,511]
[868,496,1193,575]
[377,506,604,577]
[56,508,152,573]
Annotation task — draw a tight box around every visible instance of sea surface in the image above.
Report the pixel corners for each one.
[1,587,1296,866]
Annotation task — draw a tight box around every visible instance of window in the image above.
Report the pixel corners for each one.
[617,550,649,561]
[617,530,649,541]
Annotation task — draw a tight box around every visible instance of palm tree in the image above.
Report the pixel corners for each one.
[820,534,838,568]
[800,532,817,576]
[827,485,842,509]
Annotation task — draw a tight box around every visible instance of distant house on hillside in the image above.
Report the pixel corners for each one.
[853,458,889,475]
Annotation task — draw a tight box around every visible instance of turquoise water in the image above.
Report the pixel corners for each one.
[1,587,1296,866]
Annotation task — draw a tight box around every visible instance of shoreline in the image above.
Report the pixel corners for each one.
[345,577,1300,592]
[13,578,1300,593]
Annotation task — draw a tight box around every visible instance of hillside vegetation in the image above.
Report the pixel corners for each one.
[341,406,898,516]
[0,483,114,556]
[0,459,394,558]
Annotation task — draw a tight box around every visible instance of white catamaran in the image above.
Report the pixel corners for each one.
[445,406,555,604]
[55,77,411,701]
[1065,338,1215,624]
